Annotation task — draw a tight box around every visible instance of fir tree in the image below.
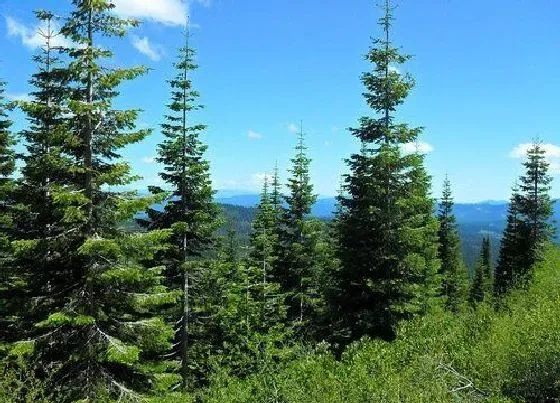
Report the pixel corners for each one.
[0,71,16,345]
[494,187,523,296]
[470,237,491,305]
[437,177,468,313]
[270,162,283,222]
[8,3,175,400]
[517,141,555,273]
[249,176,278,285]
[481,235,492,279]
[138,28,220,390]
[495,142,555,297]
[274,123,318,328]
[331,0,440,343]
[3,12,74,347]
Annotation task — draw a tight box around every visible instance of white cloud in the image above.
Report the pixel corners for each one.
[142,156,156,164]
[251,173,273,186]
[6,93,32,102]
[510,143,560,159]
[388,65,401,74]
[6,16,71,50]
[511,142,560,175]
[112,0,188,26]
[132,35,162,61]
[248,130,262,140]
[288,123,298,134]
[401,141,434,154]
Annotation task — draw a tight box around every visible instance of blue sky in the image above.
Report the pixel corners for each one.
[1,0,559,202]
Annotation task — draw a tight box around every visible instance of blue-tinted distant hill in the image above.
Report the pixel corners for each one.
[213,192,559,269]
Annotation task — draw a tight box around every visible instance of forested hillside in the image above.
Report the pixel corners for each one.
[0,1,558,402]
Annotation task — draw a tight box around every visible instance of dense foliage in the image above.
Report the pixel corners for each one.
[0,0,557,401]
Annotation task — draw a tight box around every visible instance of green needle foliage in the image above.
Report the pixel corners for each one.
[332,0,440,344]
[138,29,220,391]
[3,12,75,349]
[517,141,555,271]
[495,142,555,297]
[249,176,279,283]
[495,187,523,297]
[437,177,468,313]
[6,2,175,401]
[0,72,16,347]
[470,236,492,306]
[274,125,319,330]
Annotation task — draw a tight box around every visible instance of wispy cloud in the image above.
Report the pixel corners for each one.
[511,142,560,174]
[510,143,560,158]
[6,93,32,102]
[5,16,70,50]
[251,172,273,186]
[142,156,157,164]
[112,0,211,26]
[132,35,162,61]
[288,123,298,134]
[401,141,434,154]
[248,130,263,140]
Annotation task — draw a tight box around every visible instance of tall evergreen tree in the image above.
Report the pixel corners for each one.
[331,0,440,344]
[274,124,318,328]
[517,141,555,272]
[470,236,491,305]
[481,235,492,278]
[494,187,523,297]
[138,28,220,390]
[0,71,16,345]
[8,3,175,400]
[495,142,554,297]
[2,12,74,347]
[437,177,468,313]
[270,162,283,221]
[249,176,278,284]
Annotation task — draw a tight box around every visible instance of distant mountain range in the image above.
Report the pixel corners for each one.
[215,192,559,223]
[132,191,557,271]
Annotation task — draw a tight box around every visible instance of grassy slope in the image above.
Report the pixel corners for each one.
[161,246,560,403]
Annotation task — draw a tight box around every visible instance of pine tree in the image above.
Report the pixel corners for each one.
[138,28,220,390]
[517,141,555,274]
[249,176,278,285]
[270,162,283,222]
[0,71,16,345]
[494,187,523,296]
[274,123,318,328]
[2,12,74,348]
[481,235,492,279]
[470,236,491,305]
[437,177,468,313]
[7,3,175,400]
[495,142,555,297]
[331,0,440,344]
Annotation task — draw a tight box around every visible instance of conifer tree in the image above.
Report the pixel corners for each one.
[274,124,318,328]
[494,187,523,297]
[331,0,440,343]
[139,28,220,390]
[271,162,283,221]
[517,141,555,273]
[249,176,278,284]
[470,236,491,305]
[481,235,492,279]
[495,142,554,297]
[3,12,74,347]
[8,3,175,400]
[0,72,16,345]
[437,177,468,313]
